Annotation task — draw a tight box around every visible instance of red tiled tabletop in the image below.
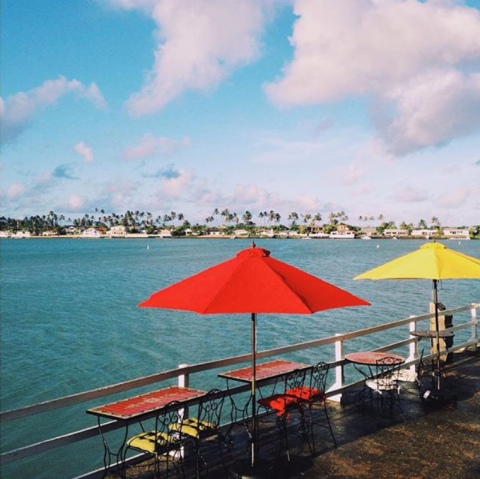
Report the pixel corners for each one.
[344,351,405,365]
[218,359,311,383]
[87,386,206,420]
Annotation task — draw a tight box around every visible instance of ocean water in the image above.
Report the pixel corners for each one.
[1,238,479,478]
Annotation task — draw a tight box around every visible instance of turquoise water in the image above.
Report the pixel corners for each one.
[1,238,479,478]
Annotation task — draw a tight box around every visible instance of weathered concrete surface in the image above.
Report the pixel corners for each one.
[116,349,480,479]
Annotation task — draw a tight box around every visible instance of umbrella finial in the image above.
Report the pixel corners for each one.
[251,241,256,248]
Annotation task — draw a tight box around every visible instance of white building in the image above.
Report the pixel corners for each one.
[443,228,470,239]
[383,229,409,237]
[233,229,249,238]
[108,225,127,237]
[82,228,102,237]
[411,229,438,238]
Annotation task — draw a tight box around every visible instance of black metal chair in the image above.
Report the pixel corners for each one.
[366,356,404,419]
[170,389,226,479]
[257,368,308,462]
[396,349,425,397]
[285,362,336,454]
[123,400,188,479]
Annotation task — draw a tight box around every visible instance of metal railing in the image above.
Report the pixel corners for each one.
[1,303,478,478]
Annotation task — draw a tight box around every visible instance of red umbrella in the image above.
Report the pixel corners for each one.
[139,244,369,469]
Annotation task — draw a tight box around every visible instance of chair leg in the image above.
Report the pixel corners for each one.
[306,404,316,456]
[323,401,337,448]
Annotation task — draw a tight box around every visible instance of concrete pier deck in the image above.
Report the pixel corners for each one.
[114,348,480,479]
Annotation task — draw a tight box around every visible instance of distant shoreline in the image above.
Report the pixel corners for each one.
[1,235,477,241]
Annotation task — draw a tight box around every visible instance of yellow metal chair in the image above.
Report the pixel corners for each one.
[123,400,188,478]
[170,389,226,479]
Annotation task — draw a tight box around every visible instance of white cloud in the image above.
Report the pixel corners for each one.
[66,195,87,211]
[109,0,267,115]
[376,71,480,155]
[232,184,272,206]
[161,169,193,196]
[437,185,478,209]
[6,183,27,199]
[333,163,365,186]
[265,0,480,154]
[122,133,190,159]
[393,185,429,203]
[293,194,320,211]
[1,76,106,142]
[74,142,94,163]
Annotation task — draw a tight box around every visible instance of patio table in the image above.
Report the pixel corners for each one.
[218,359,311,436]
[345,352,405,408]
[87,386,206,477]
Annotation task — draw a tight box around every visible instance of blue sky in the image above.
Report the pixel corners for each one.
[2,0,480,226]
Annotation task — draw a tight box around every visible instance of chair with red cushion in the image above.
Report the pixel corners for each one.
[286,362,336,455]
[257,368,308,462]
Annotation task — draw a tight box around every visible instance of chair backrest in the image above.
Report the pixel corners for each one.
[197,389,225,428]
[375,356,403,388]
[310,362,329,392]
[156,400,184,436]
[283,368,307,395]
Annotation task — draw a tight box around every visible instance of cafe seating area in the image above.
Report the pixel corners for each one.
[95,347,479,479]
[87,344,476,479]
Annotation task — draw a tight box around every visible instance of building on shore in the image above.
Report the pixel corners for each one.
[359,226,377,237]
[411,229,439,238]
[82,228,102,237]
[233,229,250,238]
[383,228,409,237]
[443,228,470,239]
[108,225,127,237]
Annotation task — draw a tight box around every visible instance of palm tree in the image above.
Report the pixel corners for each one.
[212,208,219,226]
[268,210,276,226]
[242,211,252,225]
[302,213,312,225]
[288,212,299,226]
[418,219,428,229]
[328,212,337,225]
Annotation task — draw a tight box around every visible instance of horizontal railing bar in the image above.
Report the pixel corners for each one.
[0,354,251,422]
[1,304,475,423]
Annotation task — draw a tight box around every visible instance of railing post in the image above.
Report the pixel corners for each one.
[178,364,189,417]
[178,364,189,459]
[408,316,418,372]
[328,333,344,402]
[469,305,478,351]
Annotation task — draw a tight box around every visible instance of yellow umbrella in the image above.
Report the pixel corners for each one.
[354,242,480,281]
[355,242,480,391]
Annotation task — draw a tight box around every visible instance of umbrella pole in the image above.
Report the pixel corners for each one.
[433,280,441,390]
[251,312,257,468]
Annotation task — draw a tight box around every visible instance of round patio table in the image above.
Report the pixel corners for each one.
[345,351,405,366]
[345,352,405,409]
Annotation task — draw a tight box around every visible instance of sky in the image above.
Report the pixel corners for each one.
[1,0,480,226]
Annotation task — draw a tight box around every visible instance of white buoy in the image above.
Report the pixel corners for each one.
[147,245,150,250]
[376,244,380,249]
